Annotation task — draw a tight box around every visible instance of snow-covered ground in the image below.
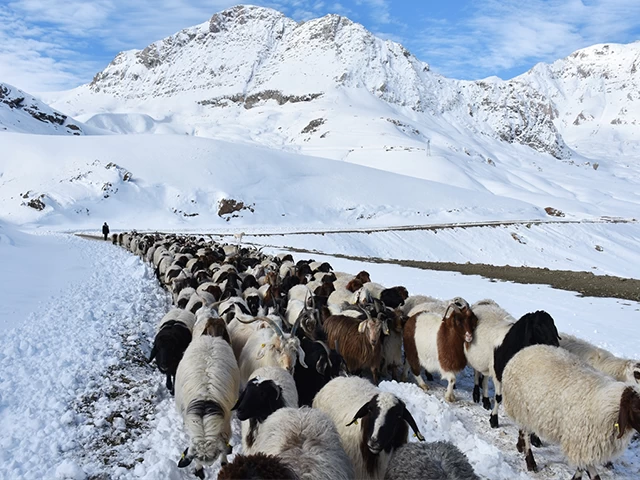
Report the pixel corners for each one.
[1,226,638,480]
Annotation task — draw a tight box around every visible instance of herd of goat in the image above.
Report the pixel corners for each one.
[112,231,640,480]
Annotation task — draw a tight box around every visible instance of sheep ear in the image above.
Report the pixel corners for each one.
[147,345,157,363]
[402,408,425,441]
[358,320,367,333]
[177,447,193,468]
[232,388,247,411]
[316,357,328,376]
[346,402,370,426]
[256,345,267,359]
[617,387,636,439]
[382,321,390,336]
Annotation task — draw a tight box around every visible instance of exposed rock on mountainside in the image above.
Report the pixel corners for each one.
[0,83,84,135]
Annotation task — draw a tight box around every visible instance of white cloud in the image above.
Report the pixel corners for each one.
[410,0,640,79]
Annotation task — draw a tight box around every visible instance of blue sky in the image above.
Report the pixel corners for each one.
[1,0,640,92]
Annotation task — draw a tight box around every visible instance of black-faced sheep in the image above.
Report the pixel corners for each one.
[313,376,424,480]
[503,344,640,479]
[148,308,196,394]
[233,366,298,453]
[491,310,561,428]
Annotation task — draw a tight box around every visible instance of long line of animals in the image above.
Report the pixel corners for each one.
[113,231,640,480]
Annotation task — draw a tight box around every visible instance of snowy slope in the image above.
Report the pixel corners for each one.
[0,132,545,230]
[0,82,87,135]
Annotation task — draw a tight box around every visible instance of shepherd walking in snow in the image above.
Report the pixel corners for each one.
[102,222,110,241]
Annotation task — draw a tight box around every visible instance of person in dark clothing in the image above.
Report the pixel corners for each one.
[102,222,110,240]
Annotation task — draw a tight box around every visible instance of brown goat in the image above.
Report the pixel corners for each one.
[324,312,388,383]
[403,298,477,402]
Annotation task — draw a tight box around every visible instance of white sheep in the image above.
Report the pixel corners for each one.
[174,330,240,478]
[503,344,640,478]
[560,333,640,384]
[237,315,306,385]
[313,376,424,480]
[465,299,515,416]
[248,407,354,480]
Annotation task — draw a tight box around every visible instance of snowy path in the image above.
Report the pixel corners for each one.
[0,235,638,479]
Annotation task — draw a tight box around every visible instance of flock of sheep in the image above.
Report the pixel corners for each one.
[113,231,640,480]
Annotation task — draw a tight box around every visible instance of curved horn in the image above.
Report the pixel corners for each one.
[236,316,262,325]
[261,316,286,338]
[297,344,308,368]
[402,408,425,441]
[291,311,304,337]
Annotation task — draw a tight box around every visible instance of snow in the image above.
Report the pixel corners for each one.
[0,226,638,480]
[2,3,640,479]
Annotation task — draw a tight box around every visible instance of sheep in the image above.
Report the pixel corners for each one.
[237,315,307,385]
[463,299,516,421]
[559,333,640,384]
[247,407,355,480]
[324,307,389,383]
[491,310,561,428]
[148,308,196,394]
[218,452,298,479]
[313,376,424,480]
[174,324,240,479]
[503,344,640,478]
[294,337,345,406]
[403,298,477,402]
[379,286,409,309]
[233,366,299,453]
[384,441,479,480]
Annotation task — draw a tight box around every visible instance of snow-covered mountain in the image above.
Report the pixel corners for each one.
[0,82,86,135]
[47,5,578,159]
[4,5,640,230]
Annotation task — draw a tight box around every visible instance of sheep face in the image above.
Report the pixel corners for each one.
[358,318,387,348]
[259,335,306,373]
[233,378,285,422]
[626,363,640,384]
[618,386,640,438]
[444,299,478,345]
[347,393,424,456]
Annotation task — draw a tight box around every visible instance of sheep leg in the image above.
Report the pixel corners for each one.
[570,469,584,480]
[473,371,482,403]
[413,369,429,391]
[516,430,525,453]
[586,466,600,480]
[490,379,502,428]
[482,375,491,410]
[444,373,456,402]
[521,429,537,472]
[194,460,205,479]
[166,373,174,394]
